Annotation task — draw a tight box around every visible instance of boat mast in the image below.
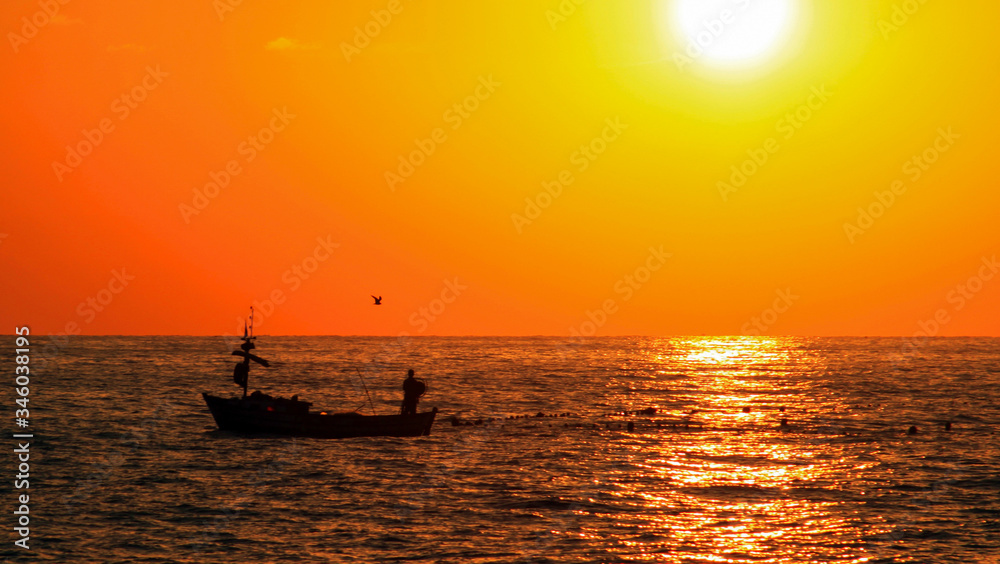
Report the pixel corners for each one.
[234,307,256,399]
[230,306,270,398]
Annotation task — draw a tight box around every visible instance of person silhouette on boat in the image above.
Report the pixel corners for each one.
[233,357,250,392]
[401,369,426,415]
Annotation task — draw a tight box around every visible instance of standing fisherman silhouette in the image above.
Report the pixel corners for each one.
[401,369,426,415]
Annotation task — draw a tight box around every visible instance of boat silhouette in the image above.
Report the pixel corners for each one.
[202,308,437,438]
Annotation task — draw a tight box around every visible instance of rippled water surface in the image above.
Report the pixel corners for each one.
[8,336,1000,563]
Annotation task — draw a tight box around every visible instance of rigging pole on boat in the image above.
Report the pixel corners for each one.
[232,306,269,399]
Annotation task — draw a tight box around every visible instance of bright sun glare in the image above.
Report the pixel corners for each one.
[672,0,796,67]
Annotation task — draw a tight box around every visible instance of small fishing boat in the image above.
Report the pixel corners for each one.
[202,308,437,438]
[202,393,437,438]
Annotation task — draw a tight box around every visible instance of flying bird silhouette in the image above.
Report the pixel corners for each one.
[371,295,382,305]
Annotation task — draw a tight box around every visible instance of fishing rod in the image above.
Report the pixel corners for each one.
[355,367,377,416]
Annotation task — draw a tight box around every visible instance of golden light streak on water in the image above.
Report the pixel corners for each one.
[597,337,890,562]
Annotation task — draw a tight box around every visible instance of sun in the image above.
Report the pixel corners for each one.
[669,0,797,67]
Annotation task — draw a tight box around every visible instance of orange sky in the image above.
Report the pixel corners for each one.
[2,0,998,337]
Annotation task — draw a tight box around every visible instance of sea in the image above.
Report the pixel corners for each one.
[5,336,1000,563]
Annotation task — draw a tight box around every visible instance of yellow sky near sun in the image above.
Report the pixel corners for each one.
[1,0,998,337]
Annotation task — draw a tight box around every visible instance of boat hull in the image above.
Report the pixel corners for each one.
[202,393,437,438]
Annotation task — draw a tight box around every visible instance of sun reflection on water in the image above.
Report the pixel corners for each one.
[599,337,877,562]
